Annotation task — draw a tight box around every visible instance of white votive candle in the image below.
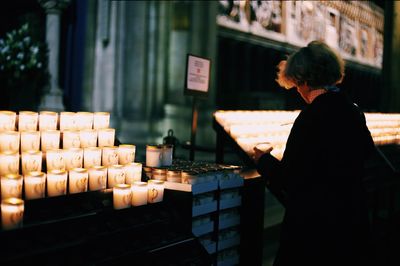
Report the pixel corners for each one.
[84,147,102,168]
[79,129,97,148]
[113,184,132,210]
[131,181,148,206]
[107,164,125,188]
[75,112,93,130]
[18,111,38,131]
[118,144,136,165]
[62,130,80,149]
[0,131,20,153]
[1,174,23,200]
[47,170,67,197]
[39,111,58,131]
[162,144,173,166]
[102,146,119,167]
[146,145,163,167]
[24,171,46,200]
[0,111,16,131]
[64,148,83,170]
[46,149,65,171]
[60,112,76,131]
[21,150,42,175]
[98,128,115,147]
[20,130,40,152]
[0,151,19,176]
[1,198,24,230]
[147,180,164,203]
[93,112,110,129]
[69,168,88,194]
[88,166,107,191]
[124,162,142,184]
[41,130,60,152]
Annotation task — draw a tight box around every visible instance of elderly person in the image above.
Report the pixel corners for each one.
[254,41,375,266]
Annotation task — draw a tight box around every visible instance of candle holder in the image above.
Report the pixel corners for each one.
[18,111,38,131]
[167,169,182,183]
[1,174,23,200]
[152,168,167,181]
[69,168,88,194]
[20,130,40,152]
[39,111,58,131]
[21,150,42,175]
[1,198,24,230]
[118,144,136,165]
[88,166,107,191]
[107,164,125,188]
[0,111,16,131]
[75,112,93,130]
[84,147,102,168]
[102,146,119,167]
[46,149,65,171]
[24,171,46,200]
[0,131,20,153]
[47,170,67,197]
[131,181,148,206]
[98,128,115,147]
[147,179,164,203]
[64,148,83,170]
[93,112,110,129]
[146,145,163,167]
[79,129,97,148]
[62,130,81,149]
[113,184,132,210]
[41,130,60,152]
[124,162,142,184]
[0,151,19,176]
[162,144,173,166]
[59,112,76,131]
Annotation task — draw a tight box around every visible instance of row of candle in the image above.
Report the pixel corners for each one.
[0,111,110,132]
[0,145,136,176]
[0,128,117,153]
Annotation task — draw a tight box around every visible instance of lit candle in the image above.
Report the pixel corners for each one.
[131,181,148,206]
[124,162,142,184]
[64,148,83,170]
[0,111,16,131]
[161,144,173,166]
[47,170,67,197]
[46,149,65,171]
[107,164,125,188]
[59,112,76,131]
[18,111,38,131]
[24,171,46,200]
[146,145,163,167]
[39,111,58,131]
[102,146,119,167]
[0,151,19,176]
[84,147,102,168]
[75,112,93,130]
[113,184,132,210]
[21,150,42,175]
[69,168,88,194]
[93,112,110,129]
[79,129,97,148]
[98,128,115,147]
[88,166,107,191]
[1,198,24,230]
[62,130,81,149]
[147,180,164,203]
[118,144,136,165]
[20,130,40,152]
[41,130,60,152]
[0,131,20,152]
[1,174,23,199]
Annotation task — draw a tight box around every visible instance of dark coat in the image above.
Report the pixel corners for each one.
[257,91,375,266]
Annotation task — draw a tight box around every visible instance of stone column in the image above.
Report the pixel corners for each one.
[38,0,70,111]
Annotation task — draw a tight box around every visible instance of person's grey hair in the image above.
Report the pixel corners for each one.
[276,40,345,90]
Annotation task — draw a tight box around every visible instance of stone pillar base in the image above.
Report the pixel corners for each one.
[39,89,65,112]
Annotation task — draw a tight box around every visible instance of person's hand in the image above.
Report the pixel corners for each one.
[253,143,273,164]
